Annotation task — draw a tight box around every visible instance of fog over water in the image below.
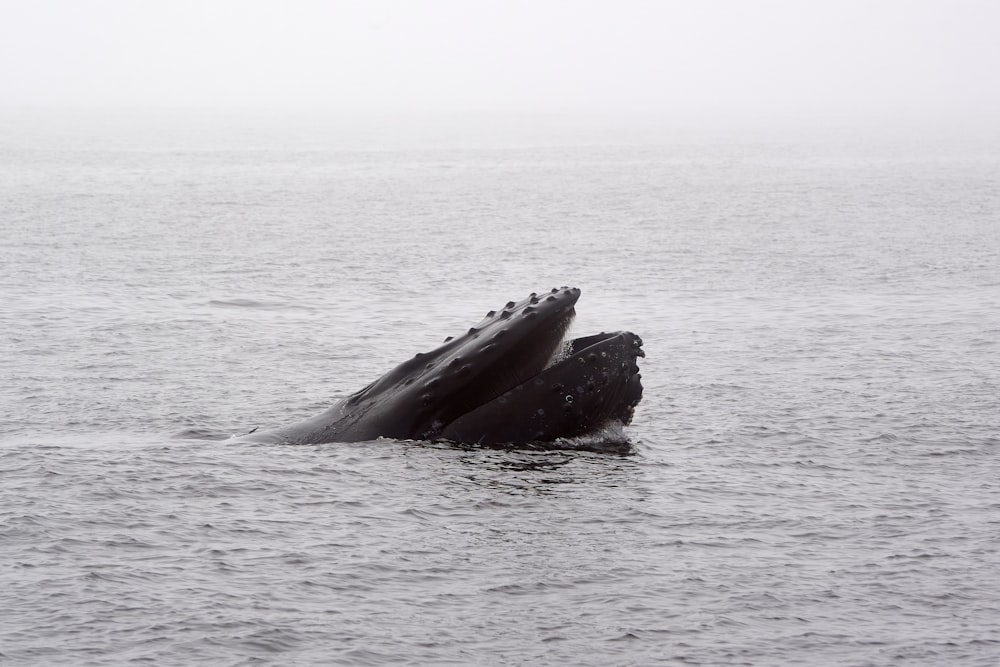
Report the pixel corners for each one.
[3,0,1000,124]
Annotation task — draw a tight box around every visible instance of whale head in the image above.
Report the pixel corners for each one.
[335,286,644,445]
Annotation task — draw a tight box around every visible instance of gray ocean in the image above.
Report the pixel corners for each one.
[2,113,999,666]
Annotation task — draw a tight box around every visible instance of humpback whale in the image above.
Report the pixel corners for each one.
[236,287,643,446]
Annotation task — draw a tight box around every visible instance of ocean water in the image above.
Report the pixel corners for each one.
[2,114,999,665]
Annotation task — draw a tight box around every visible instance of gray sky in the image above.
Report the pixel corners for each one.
[2,0,998,123]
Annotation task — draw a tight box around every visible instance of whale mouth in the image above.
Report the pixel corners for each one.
[237,286,644,447]
[453,298,578,418]
[350,286,644,445]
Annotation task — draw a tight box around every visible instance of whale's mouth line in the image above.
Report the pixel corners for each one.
[522,306,578,378]
[440,306,577,428]
[542,324,577,371]
[439,327,645,433]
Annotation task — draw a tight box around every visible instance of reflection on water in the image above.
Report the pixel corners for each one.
[453,446,641,497]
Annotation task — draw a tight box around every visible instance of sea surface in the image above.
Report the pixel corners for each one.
[2,113,999,665]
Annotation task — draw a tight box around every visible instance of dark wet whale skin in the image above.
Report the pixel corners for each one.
[236,287,644,445]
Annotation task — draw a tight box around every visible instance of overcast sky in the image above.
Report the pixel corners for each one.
[2,0,998,123]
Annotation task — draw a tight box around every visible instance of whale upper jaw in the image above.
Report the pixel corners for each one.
[343,287,583,442]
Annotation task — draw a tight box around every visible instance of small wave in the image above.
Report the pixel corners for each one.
[862,432,900,443]
[171,427,233,441]
[207,298,309,311]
